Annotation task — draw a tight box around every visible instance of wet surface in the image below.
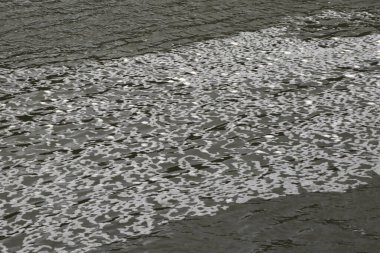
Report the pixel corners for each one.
[1,1,380,253]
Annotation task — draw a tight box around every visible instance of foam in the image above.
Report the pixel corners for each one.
[0,11,379,253]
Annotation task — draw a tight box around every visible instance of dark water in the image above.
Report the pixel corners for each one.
[108,178,380,253]
[1,0,379,68]
[0,1,380,252]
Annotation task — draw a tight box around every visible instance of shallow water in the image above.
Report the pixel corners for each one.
[0,1,380,253]
[111,178,380,253]
[1,0,379,68]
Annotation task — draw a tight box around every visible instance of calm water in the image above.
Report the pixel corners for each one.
[0,0,379,252]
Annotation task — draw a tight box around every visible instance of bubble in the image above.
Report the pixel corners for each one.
[1,12,379,252]
[305,100,313,105]
[225,198,233,203]
[344,73,356,78]
[255,150,266,154]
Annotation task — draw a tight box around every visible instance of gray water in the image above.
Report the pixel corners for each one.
[0,1,380,252]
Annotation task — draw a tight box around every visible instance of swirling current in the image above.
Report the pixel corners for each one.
[0,3,380,253]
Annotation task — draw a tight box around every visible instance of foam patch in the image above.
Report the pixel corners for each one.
[0,11,379,253]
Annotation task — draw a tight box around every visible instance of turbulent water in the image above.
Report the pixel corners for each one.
[0,1,380,253]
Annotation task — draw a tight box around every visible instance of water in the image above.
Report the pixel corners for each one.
[1,0,379,68]
[1,1,380,252]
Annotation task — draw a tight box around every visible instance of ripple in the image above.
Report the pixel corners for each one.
[0,12,380,252]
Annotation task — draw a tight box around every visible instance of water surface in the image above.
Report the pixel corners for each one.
[0,1,380,252]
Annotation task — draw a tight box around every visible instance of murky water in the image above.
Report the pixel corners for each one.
[1,1,379,252]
